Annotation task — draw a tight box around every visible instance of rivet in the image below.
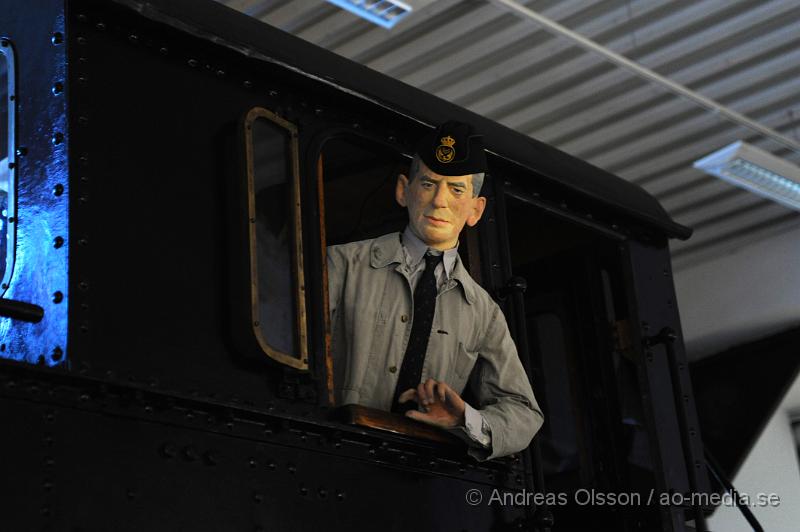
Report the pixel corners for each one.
[188,59,199,68]
[268,90,278,97]
[53,184,64,196]
[243,80,252,89]
[44,456,55,467]
[77,14,87,23]
[79,194,89,204]
[80,322,89,333]
[267,461,276,470]
[41,506,50,517]
[160,443,177,458]
[96,22,106,31]
[248,457,257,468]
[77,36,87,45]
[159,47,168,55]
[78,76,88,85]
[43,479,54,491]
[51,33,64,45]
[127,489,137,500]
[78,238,88,246]
[203,451,218,466]
[400,315,408,323]
[79,155,89,166]
[318,488,328,499]
[51,347,63,361]
[299,486,308,496]
[253,491,263,503]
[287,463,296,474]
[52,82,64,95]
[128,34,139,44]
[78,116,89,126]
[52,132,64,145]
[52,291,63,304]
[79,281,89,291]
[215,69,225,77]
[182,446,199,461]
[15,147,27,157]
[336,490,345,502]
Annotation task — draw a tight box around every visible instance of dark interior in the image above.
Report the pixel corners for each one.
[505,196,659,527]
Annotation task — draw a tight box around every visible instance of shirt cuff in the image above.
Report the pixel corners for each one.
[460,402,492,448]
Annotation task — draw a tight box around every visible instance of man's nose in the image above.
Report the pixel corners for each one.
[432,183,449,207]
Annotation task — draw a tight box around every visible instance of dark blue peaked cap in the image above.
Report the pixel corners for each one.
[415,120,488,176]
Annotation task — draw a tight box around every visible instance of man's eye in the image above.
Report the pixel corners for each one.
[421,181,435,189]
[452,188,465,195]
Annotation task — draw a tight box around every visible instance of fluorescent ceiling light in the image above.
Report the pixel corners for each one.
[693,141,800,212]
[327,0,431,29]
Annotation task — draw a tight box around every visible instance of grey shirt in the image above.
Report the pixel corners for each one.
[328,232,544,460]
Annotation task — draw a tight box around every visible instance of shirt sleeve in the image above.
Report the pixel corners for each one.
[468,303,545,461]
[447,401,492,448]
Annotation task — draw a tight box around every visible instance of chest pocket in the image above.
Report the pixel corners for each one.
[450,342,478,393]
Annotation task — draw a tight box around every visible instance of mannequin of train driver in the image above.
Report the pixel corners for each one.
[328,121,542,459]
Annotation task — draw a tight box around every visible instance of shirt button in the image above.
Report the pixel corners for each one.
[389,366,397,373]
[400,315,408,323]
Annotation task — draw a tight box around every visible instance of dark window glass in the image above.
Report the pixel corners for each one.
[245,108,307,370]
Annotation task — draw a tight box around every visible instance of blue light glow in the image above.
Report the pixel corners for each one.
[326,0,412,29]
[0,20,69,367]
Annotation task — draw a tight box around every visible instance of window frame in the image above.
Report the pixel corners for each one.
[243,106,308,371]
[0,38,17,297]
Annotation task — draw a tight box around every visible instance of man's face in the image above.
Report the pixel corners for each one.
[396,160,486,250]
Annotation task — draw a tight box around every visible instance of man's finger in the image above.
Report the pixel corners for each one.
[397,388,418,403]
[416,381,429,406]
[423,379,437,405]
[405,410,434,426]
[435,381,449,403]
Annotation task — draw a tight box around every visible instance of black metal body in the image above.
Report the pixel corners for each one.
[0,1,709,530]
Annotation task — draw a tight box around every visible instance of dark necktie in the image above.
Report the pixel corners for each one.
[392,252,442,413]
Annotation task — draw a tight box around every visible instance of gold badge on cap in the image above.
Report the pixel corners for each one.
[435,135,456,164]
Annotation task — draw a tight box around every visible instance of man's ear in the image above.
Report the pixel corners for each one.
[466,196,487,227]
[396,174,409,208]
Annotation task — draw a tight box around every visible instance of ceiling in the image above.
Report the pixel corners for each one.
[214,0,800,272]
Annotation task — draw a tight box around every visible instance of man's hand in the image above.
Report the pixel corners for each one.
[398,378,466,429]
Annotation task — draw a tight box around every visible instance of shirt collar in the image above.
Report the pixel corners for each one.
[368,231,475,305]
[401,226,459,280]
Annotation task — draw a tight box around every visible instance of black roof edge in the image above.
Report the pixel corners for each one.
[111,0,693,241]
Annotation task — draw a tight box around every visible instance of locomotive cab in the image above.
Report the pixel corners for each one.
[0,1,711,531]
